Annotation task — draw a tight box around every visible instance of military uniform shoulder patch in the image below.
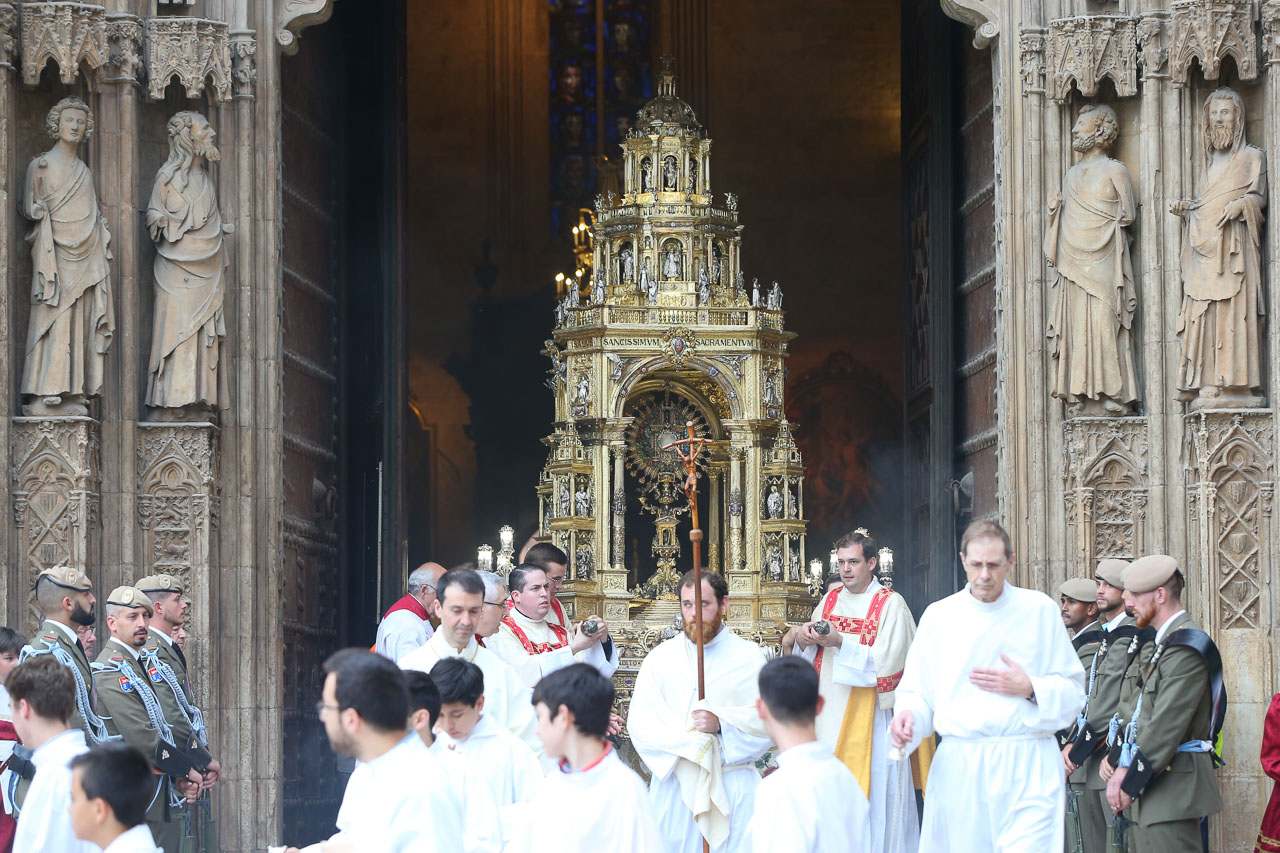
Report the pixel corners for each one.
[119,675,133,692]
[147,667,163,683]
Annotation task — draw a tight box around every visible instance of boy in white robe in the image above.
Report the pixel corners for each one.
[504,663,667,853]
[629,570,771,853]
[68,742,163,853]
[747,656,869,853]
[400,569,543,759]
[890,521,1086,853]
[429,657,542,808]
[284,649,465,853]
[406,670,501,853]
[488,565,618,688]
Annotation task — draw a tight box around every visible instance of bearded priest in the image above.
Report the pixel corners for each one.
[629,570,770,853]
[793,529,926,853]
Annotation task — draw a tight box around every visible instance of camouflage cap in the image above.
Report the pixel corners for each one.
[1058,577,1099,604]
[1095,559,1130,588]
[36,567,92,592]
[105,586,154,616]
[1124,555,1180,595]
[134,574,182,595]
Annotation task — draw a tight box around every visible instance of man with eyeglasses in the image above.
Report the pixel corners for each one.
[890,520,1086,852]
[792,528,924,853]
[399,570,542,761]
[375,563,445,662]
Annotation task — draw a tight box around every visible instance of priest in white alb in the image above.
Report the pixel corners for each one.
[488,564,618,689]
[890,521,1086,852]
[793,528,927,853]
[398,569,542,760]
[629,570,771,853]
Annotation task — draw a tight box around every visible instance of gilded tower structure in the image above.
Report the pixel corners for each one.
[537,59,814,639]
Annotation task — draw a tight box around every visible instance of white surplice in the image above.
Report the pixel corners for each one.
[375,608,433,662]
[487,606,619,688]
[502,745,669,853]
[329,734,465,853]
[629,628,771,853]
[746,740,870,853]
[426,737,502,853]
[797,580,920,853]
[102,825,161,853]
[432,713,542,808]
[894,583,1086,853]
[400,631,543,761]
[12,729,95,853]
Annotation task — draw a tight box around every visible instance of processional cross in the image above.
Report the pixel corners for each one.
[661,421,712,700]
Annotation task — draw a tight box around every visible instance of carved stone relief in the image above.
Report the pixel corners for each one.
[230,29,257,99]
[939,0,1000,48]
[146,17,232,102]
[0,5,16,71]
[104,14,141,83]
[1137,13,1169,78]
[1019,28,1046,96]
[1168,0,1257,85]
[1045,15,1138,102]
[276,0,335,55]
[13,418,101,622]
[1063,418,1148,567]
[19,2,105,85]
[1185,412,1273,631]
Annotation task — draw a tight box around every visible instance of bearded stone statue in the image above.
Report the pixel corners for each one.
[146,111,232,415]
[21,98,114,416]
[1044,103,1138,415]
[1172,87,1267,408]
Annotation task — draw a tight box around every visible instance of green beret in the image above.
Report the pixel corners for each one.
[1095,559,1130,588]
[134,574,182,595]
[1059,577,1099,604]
[106,586,154,616]
[1124,555,1179,594]
[37,567,92,592]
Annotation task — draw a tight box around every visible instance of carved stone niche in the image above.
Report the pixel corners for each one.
[1168,0,1258,86]
[19,2,106,86]
[136,423,219,635]
[1045,15,1139,103]
[1184,410,1273,631]
[1062,417,1148,570]
[145,17,231,103]
[12,417,101,624]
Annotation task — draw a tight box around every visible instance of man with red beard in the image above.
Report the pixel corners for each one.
[628,570,770,853]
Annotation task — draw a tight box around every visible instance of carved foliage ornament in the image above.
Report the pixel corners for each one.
[1168,0,1257,85]
[20,2,106,86]
[1045,15,1138,103]
[1264,1,1280,64]
[230,29,257,98]
[0,5,16,69]
[104,14,141,82]
[1137,13,1169,78]
[1019,28,1046,95]
[146,17,231,102]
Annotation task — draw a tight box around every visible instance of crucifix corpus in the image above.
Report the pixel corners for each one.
[660,421,712,700]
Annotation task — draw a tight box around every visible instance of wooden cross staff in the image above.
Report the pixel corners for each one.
[661,421,712,701]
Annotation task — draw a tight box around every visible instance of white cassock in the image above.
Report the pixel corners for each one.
[12,729,96,853]
[501,745,669,853]
[428,739,503,853]
[101,825,162,853]
[797,580,921,853]
[629,628,771,853]
[432,713,542,808]
[324,734,465,853]
[893,583,1086,853]
[375,607,433,661]
[487,606,619,689]
[400,631,544,761]
[746,741,870,853]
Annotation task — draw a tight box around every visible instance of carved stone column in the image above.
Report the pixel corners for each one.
[600,443,629,624]
[136,424,219,648]
[12,418,101,624]
[708,466,721,573]
[0,3,17,624]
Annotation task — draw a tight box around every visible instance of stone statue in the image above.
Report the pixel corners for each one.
[1172,87,1267,408]
[575,373,590,404]
[751,277,761,306]
[767,281,783,310]
[21,97,114,416]
[663,244,682,280]
[663,155,678,190]
[641,158,652,192]
[575,485,591,517]
[1044,104,1138,416]
[146,111,231,415]
[766,484,783,519]
[698,264,710,303]
[766,545,783,582]
[620,246,635,281]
